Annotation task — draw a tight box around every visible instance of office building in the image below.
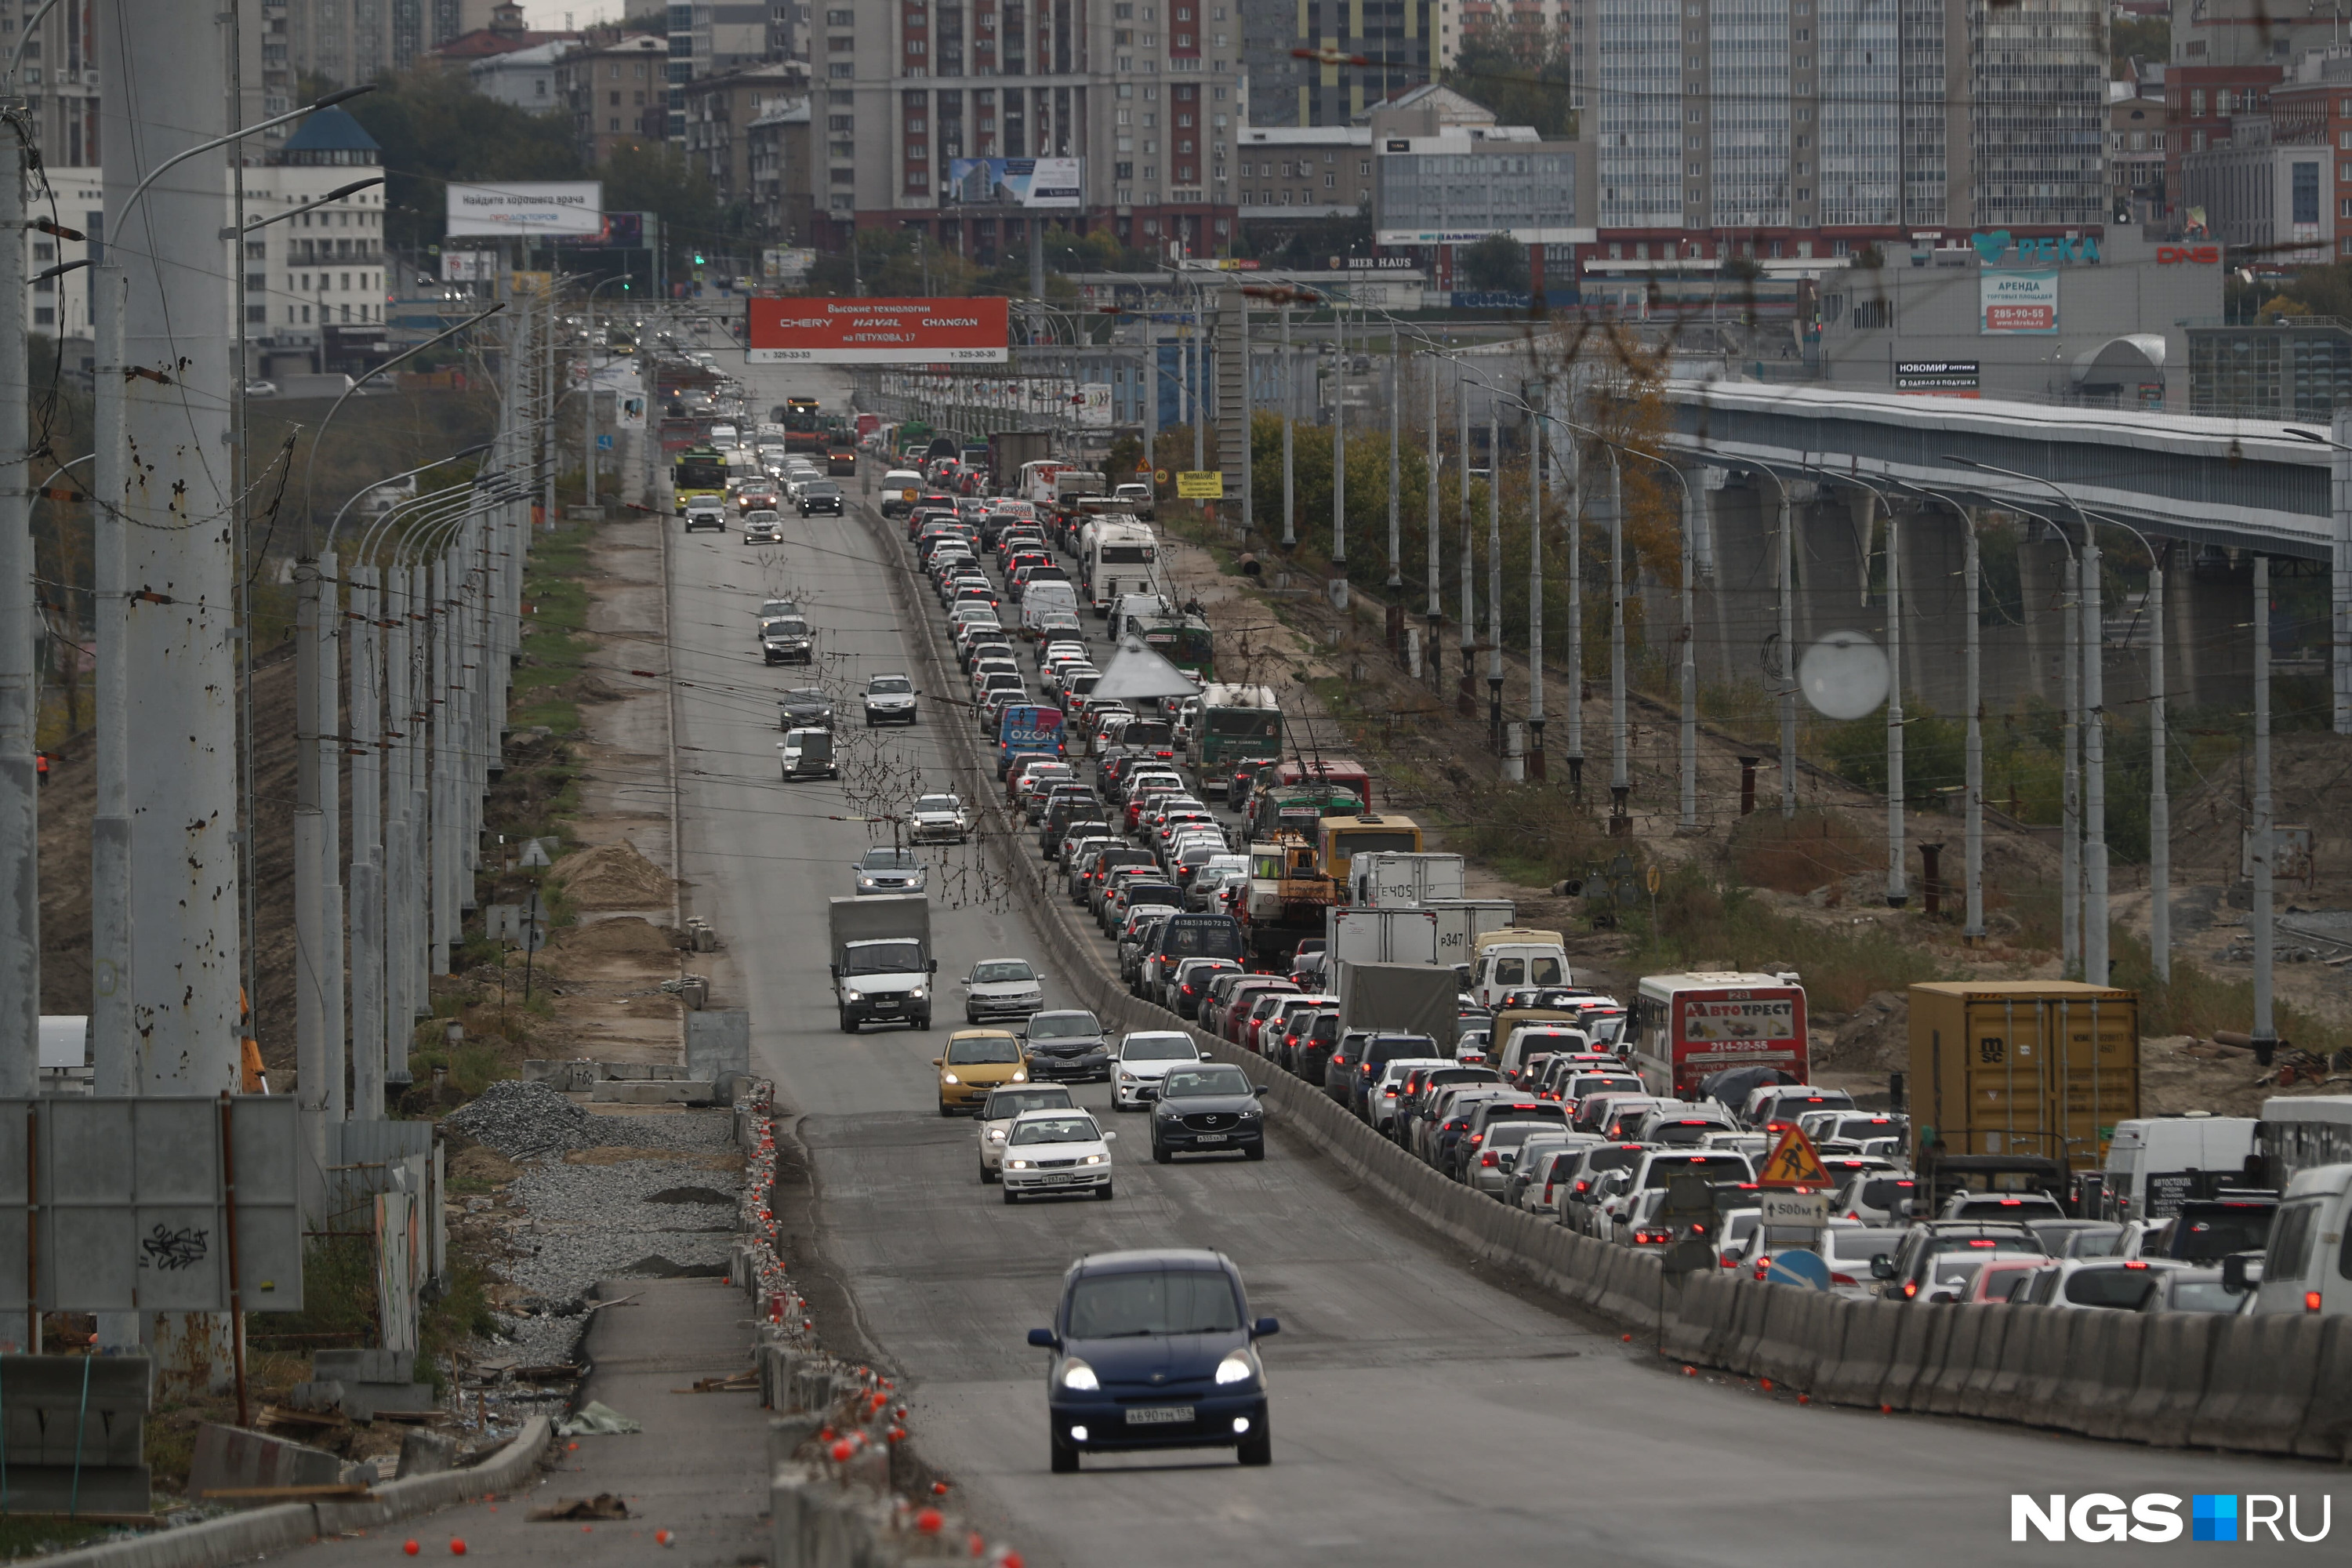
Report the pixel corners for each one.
[815,0,1241,257]
[1240,0,1435,126]
[1235,125,1372,216]
[667,5,779,139]
[556,34,674,165]
[2110,77,2168,224]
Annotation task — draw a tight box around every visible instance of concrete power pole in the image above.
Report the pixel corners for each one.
[0,100,37,1356]
[99,1,242,1391]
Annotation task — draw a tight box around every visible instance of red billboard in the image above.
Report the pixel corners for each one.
[746,297,1009,365]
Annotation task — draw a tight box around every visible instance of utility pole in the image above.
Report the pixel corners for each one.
[1487,407,1502,751]
[1608,454,1628,826]
[1386,343,1402,655]
[1458,393,1472,713]
[1777,478,1796,818]
[1526,390,1544,779]
[2252,553,2276,1059]
[1239,297,1252,543]
[349,563,383,1122]
[1564,388,1584,791]
[1279,306,1294,549]
[0,103,35,1129]
[98,0,243,1390]
[1964,509,1986,942]
[1882,496,1906,905]
[1425,353,1440,690]
[2147,546,2170,980]
[1331,303,1347,600]
[2061,554,2081,975]
[2082,526,2107,982]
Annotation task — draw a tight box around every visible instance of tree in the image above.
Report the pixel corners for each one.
[340,68,585,253]
[1459,234,1530,293]
[1443,25,1577,140]
[600,141,739,280]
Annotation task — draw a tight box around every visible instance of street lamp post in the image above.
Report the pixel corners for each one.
[1458,388,1473,714]
[1527,380,1545,779]
[1488,405,1503,753]
[1388,341,1404,656]
[583,275,631,508]
[1425,353,1442,689]
[1279,305,1295,549]
[1749,468,1798,818]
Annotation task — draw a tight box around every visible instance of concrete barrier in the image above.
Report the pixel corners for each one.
[2053,1310,2142,1441]
[1953,1308,2017,1420]
[2123,1310,2216,1449]
[1922,1305,2001,1416]
[1877,1306,1950,1412]
[1752,1289,1835,1391]
[1726,1276,1773,1371]
[1816,1298,1902,1407]
[2189,1313,2324,1455]
[1661,1272,1730,1363]
[2293,1315,2352,1462]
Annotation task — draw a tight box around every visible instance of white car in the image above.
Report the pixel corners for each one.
[683,498,726,532]
[1000,1108,1116,1203]
[910,792,971,844]
[962,956,1044,1023]
[1110,1030,1203,1110]
[743,511,783,543]
[863,673,918,726]
[1034,637,1088,671]
[976,1084,1078,1181]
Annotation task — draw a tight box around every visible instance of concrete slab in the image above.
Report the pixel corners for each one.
[591,1080,714,1104]
[234,1277,768,1568]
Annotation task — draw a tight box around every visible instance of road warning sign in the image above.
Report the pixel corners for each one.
[1756,1123,1831,1189]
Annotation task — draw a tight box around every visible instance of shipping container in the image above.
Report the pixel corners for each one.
[1351,852,1468,909]
[1423,898,1517,971]
[1908,982,2139,1174]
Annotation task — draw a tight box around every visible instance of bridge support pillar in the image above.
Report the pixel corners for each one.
[2333,408,2352,735]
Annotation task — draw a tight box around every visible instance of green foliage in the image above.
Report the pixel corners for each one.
[1239,209,1374,270]
[601,141,739,278]
[1459,234,1530,293]
[343,69,584,254]
[1631,866,1947,1014]
[2111,13,2168,73]
[1443,25,1577,139]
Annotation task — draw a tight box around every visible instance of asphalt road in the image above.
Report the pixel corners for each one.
[671,335,2318,1568]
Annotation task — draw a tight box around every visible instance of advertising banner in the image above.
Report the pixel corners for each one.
[1076,383,1112,427]
[445,180,604,238]
[746,297,1009,365]
[1894,359,1980,397]
[1980,268,2059,335]
[944,157,1083,209]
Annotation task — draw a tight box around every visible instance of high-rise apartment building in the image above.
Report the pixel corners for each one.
[815,0,1241,257]
[1568,0,2100,256]
[666,4,778,138]
[1240,0,1435,125]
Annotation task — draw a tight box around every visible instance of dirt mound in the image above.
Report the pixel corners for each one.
[564,671,640,704]
[1817,989,1908,1073]
[549,840,673,910]
[550,915,677,962]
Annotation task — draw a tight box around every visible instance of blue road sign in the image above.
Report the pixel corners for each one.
[1765,1249,1832,1290]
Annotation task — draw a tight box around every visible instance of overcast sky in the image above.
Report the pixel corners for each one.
[514,2,625,27]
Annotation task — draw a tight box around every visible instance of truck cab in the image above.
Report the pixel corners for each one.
[829,894,936,1033]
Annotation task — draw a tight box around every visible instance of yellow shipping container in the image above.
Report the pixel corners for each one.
[1907,981,2140,1172]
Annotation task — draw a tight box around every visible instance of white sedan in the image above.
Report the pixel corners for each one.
[1000,1109,1116,1203]
[961,956,1044,1023]
[1110,1030,1203,1110]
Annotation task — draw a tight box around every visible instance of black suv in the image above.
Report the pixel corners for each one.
[1150,1062,1269,1162]
[799,481,845,517]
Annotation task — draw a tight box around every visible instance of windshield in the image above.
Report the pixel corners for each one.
[2064,1268,2159,1309]
[947,1035,1022,1065]
[844,940,924,975]
[916,795,962,814]
[861,848,918,869]
[971,960,1033,983]
[2171,1207,2274,1261]
[1122,1034,1197,1062]
[784,688,826,704]
[984,1087,1073,1119]
[1027,1011,1101,1042]
[1163,1067,1253,1098]
[869,677,913,694]
[1011,1114,1099,1146]
[1067,1269,1242,1338]
[2166,1278,2242,1313]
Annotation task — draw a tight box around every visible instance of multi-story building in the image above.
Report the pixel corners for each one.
[2180,117,2328,262]
[748,98,816,241]
[470,39,580,110]
[429,3,581,74]
[2270,50,2352,256]
[2109,78,2168,224]
[666,4,779,140]
[556,33,674,165]
[1240,0,1436,126]
[814,0,1242,257]
[683,61,808,205]
[1234,125,1372,216]
[275,0,489,91]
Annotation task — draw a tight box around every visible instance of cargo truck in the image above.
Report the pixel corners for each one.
[1327,906,1440,966]
[1424,898,1516,976]
[1907,981,2137,1173]
[987,430,1053,495]
[1336,961,1461,1043]
[1351,851,1467,909]
[828,895,936,1033]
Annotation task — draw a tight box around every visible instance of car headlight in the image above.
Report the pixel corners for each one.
[941,1071,959,1084]
[1117,1069,1136,1082]
[856,877,877,887]
[1083,1152,1105,1165]
[1059,1358,1099,1392]
[1011,1069,1026,1082]
[987,1127,1007,1142]
[911,986,927,1000]
[1214,1350,1258,1387]
[1008,1158,1032,1170]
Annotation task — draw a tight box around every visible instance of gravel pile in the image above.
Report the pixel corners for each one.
[445,1080,597,1160]
[480,1107,746,1370]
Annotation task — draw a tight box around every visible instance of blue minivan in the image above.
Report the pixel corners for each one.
[1028,1247,1278,1472]
[997,703,1066,775]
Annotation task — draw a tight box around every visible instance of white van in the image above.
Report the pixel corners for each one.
[2103,1114,2259,1223]
[879,469,924,517]
[1020,579,1080,633]
[1467,928,1571,1007]
[2248,1163,2352,1316]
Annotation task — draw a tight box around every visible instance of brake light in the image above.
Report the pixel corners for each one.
[1831,1273,1857,1286]
[2309,1291,2325,1312]
[1542,1182,1556,1201]
[1996,1198,2023,1207]
[1480,1152,1497,1167]
[1721,1257,1740,1269]
[2122,1261,2150,1271]
[1967,1240,1998,1248]
[1468,1133,1484,1145]
[1904,1281,1919,1298]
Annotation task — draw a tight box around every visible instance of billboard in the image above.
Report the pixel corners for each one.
[1894,359,1980,397]
[945,157,1083,209]
[1076,383,1112,427]
[1980,268,2058,335]
[746,297,1010,365]
[445,180,604,238]
[441,250,494,281]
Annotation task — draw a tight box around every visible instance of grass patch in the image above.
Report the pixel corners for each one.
[0,1517,107,1559]
[1729,808,1883,895]
[1629,865,1949,1014]
[508,518,597,735]
[2111,929,2352,1056]
[1440,779,1624,888]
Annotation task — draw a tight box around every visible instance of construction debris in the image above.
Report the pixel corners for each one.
[555,1401,642,1436]
[444,1079,598,1160]
[528,1494,632,1522]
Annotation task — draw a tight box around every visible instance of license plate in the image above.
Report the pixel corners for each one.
[1195,1132,1227,1144]
[1124,1405,1192,1425]
[1048,1173,1077,1184]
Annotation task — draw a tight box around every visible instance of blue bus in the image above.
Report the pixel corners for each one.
[997,703,1066,776]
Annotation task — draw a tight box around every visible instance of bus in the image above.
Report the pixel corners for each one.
[1271,757,1371,814]
[1189,683,1283,796]
[673,444,727,503]
[1084,521,1160,613]
[1315,812,1421,891]
[1136,610,1214,681]
[1629,971,1810,1100]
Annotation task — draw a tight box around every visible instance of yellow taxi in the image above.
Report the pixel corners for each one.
[935,1029,1031,1115]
